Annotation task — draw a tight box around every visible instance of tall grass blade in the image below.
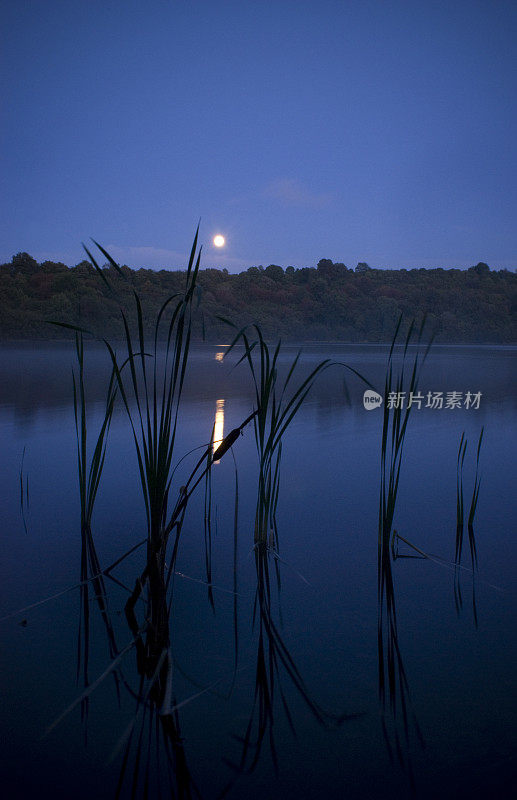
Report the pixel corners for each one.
[377,319,429,784]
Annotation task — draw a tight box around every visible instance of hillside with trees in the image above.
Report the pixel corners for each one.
[1,253,515,343]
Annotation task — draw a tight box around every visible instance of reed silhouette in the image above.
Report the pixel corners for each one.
[377,319,430,789]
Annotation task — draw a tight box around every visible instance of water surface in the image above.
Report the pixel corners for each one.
[0,342,516,799]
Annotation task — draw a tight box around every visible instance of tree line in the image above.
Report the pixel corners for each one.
[1,252,515,343]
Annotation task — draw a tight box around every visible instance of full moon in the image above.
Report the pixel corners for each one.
[213,234,225,248]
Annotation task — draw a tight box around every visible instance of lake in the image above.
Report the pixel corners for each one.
[0,341,516,799]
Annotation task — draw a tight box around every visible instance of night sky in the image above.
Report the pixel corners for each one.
[1,0,516,271]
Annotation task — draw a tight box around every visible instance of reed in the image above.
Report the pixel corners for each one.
[378,318,430,785]
[455,433,467,562]
[44,242,445,794]
[467,427,484,537]
[217,326,356,782]
[61,331,122,729]
[222,323,330,548]
[79,231,264,795]
[454,427,484,621]
[75,228,205,696]
[81,233,258,717]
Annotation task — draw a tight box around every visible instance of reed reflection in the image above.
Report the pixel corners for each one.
[224,533,349,790]
[220,329,348,788]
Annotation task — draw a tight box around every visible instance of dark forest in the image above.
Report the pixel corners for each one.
[1,252,515,342]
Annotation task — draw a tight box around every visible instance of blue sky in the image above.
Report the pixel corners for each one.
[1,0,516,271]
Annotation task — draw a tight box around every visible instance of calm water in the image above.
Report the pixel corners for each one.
[0,342,516,799]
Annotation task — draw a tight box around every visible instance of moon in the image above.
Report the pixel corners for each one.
[213,234,225,248]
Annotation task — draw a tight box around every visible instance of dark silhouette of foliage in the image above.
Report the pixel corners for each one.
[468,261,490,275]
[0,254,515,343]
